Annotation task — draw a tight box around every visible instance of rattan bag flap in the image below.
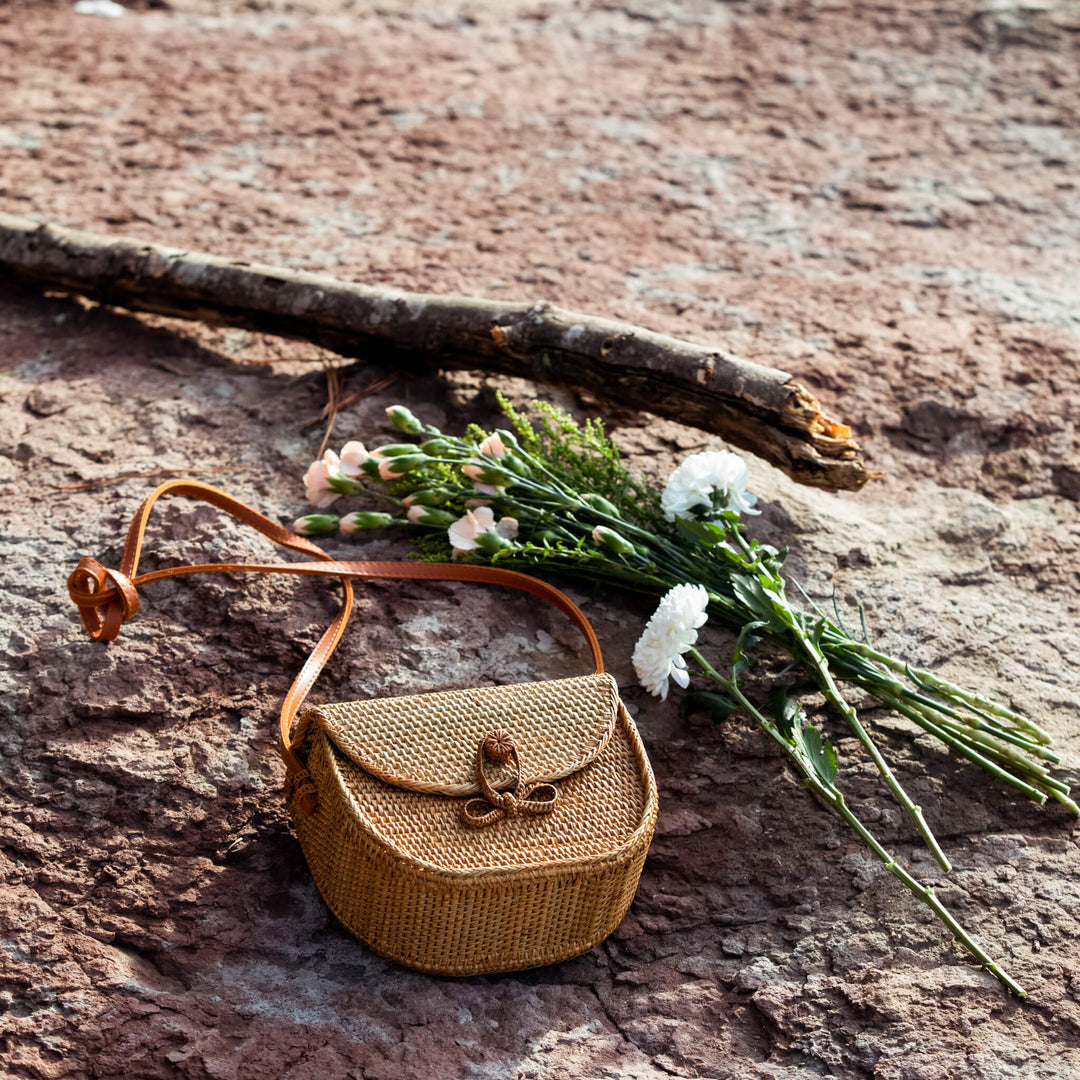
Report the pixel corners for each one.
[68,480,658,977]
[304,673,619,796]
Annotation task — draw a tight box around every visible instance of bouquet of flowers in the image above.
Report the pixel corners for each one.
[295,397,1075,996]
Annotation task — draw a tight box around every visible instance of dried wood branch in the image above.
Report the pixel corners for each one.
[0,212,872,490]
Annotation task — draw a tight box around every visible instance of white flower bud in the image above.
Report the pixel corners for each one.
[292,514,339,536]
[340,511,395,532]
[386,405,425,435]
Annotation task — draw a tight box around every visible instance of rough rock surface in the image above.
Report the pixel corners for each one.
[2,1,1080,1078]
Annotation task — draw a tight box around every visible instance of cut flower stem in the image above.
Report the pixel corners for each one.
[688,648,1027,999]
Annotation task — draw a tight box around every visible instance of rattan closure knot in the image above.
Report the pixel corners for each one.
[460,728,559,828]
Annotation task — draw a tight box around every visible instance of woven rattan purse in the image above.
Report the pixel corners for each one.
[68,481,658,975]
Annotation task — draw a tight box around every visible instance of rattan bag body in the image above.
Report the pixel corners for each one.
[68,481,659,978]
[289,673,657,975]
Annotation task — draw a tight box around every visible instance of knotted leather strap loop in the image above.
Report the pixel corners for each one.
[68,557,141,642]
[68,479,605,816]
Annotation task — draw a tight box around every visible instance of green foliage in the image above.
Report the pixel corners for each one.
[495,393,542,455]
[729,575,790,636]
[770,688,839,788]
[674,516,728,548]
[730,621,837,804]
[387,460,455,498]
[679,690,741,723]
[414,531,453,561]
[731,621,765,682]
[463,422,488,447]
[495,393,665,531]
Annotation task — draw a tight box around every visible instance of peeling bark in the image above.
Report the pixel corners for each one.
[0,212,872,490]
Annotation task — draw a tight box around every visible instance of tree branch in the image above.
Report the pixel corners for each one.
[0,212,873,491]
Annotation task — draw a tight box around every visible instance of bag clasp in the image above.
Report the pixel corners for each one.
[459,728,559,828]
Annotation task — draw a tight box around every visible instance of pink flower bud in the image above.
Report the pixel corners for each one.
[338,441,369,477]
[479,433,508,458]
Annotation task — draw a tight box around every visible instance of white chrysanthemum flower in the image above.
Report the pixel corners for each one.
[632,584,710,701]
[660,450,760,522]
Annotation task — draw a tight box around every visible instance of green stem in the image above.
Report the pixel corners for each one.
[693,656,1027,999]
[722,519,958,876]
[885,694,1078,813]
[883,693,1049,804]
[790,623,952,873]
[914,709,1056,776]
[848,644,1052,744]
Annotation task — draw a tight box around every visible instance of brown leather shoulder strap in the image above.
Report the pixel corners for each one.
[67,480,605,797]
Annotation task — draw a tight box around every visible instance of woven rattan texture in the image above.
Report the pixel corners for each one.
[308,673,619,796]
[333,706,644,869]
[288,688,657,976]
